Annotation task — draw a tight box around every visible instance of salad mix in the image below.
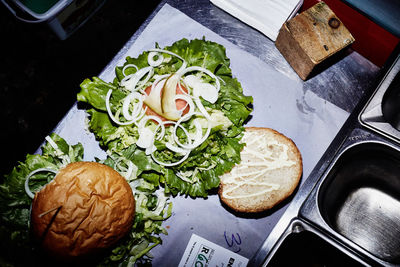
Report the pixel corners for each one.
[78,38,253,197]
[0,134,172,266]
[0,38,252,265]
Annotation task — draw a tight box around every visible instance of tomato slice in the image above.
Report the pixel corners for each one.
[144,83,190,122]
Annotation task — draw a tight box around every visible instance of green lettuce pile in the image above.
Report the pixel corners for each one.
[0,38,252,266]
[0,134,171,266]
[77,38,253,198]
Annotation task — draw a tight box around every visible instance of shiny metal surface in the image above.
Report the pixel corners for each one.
[336,188,400,262]
[299,135,400,267]
[382,71,400,131]
[360,54,400,142]
[319,142,400,264]
[263,219,369,266]
[252,48,400,266]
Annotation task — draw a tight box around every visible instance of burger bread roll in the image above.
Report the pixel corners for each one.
[31,161,135,260]
[219,127,302,213]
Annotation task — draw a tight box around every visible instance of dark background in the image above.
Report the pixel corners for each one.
[1,0,161,175]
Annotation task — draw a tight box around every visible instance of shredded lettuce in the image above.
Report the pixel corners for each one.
[0,133,83,265]
[77,38,253,198]
[0,134,171,266]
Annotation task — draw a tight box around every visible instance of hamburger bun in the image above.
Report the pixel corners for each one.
[31,161,135,261]
[219,127,302,213]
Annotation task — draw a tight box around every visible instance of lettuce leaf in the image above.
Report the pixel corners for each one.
[77,38,253,197]
[0,134,170,266]
[0,133,83,266]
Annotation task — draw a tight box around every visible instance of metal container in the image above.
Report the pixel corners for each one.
[318,142,400,264]
[261,130,400,266]
[251,51,400,266]
[266,219,368,267]
[360,54,400,142]
[1,0,106,40]
[300,135,400,266]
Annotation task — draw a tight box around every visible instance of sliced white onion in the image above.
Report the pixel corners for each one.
[172,112,211,150]
[174,94,195,116]
[148,119,193,167]
[106,89,136,126]
[194,97,211,120]
[148,48,187,74]
[192,120,204,146]
[115,157,135,180]
[184,75,218,104]
[120,74,136,91]
[170,121,192,146]
[143,78,167,116]
[176,61,187,75]
[45,136,70,164]
[179,66,220,93]
[122,64,138,76]
[45,136,59,151]
[148,51,164,67]
[165,142,190,154]
[148,49,184,61]
[121,66,153,91]
[122,92,144,121]
[25,168,57,199]
[136,115,166,154]
[172,113,196,149]
[176,171,197,184]
[145,145,157,155]
[136,127,155,151]
[177,78,191,97]
[196,83,219,103]
[153,193,168,215]
[138,67,154,88]
[138,115,166,140]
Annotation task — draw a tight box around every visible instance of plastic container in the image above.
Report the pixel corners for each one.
[1,0,106,40]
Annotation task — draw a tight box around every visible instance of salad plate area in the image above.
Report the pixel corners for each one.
[3,0,398,266]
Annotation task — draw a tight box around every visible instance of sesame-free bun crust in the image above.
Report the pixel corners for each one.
[219,127,302,213]
[31,161,135,261]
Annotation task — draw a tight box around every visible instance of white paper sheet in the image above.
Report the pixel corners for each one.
[209,0,303,41]
[54,3,349,266]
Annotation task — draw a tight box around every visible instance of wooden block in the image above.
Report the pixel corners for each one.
[275,1,355,80]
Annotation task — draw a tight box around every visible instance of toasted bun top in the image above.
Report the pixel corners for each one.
[31,161,135,261]
[219,127,302,213]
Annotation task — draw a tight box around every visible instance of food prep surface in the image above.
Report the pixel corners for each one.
[1,0,382,265]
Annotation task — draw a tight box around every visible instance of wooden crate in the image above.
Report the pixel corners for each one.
[275,1,355,80]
